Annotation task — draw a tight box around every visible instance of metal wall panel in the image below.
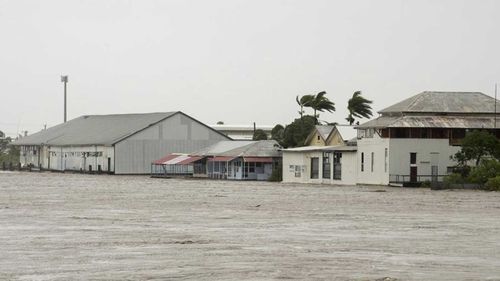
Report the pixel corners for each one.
[114,113,229,174]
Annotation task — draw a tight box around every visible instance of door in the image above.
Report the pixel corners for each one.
[410,166,417,182]
[410,152,417,182]
[107,157,111,173]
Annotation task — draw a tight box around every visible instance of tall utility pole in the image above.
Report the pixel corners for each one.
[61,75,68,123]
[495,83,498,129]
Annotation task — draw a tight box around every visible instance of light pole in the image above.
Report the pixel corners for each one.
[61,75,68,123]
[495,83,498,129]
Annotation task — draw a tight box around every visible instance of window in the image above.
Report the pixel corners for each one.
[317,135,321,141]
[371,152,374,172]
[384,148,388,173]
[322,152,331,179]
[249,162,255,173]
[361,152,364,172]
[333,152,342,180]
[410,153,417,165]
[310,158,319,179]
[294,165,301,177]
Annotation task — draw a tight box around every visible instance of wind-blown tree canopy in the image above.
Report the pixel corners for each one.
[252,129,268,141]
[271,124,285,145]
[346,91,373,125]
[309,91,335,121]
[296,94,314,119]
[282,115,316,148]
[453,130,500,166]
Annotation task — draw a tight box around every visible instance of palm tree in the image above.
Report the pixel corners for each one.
[346,91,373,125]
[296,94,314,119]
[309,91,335,123]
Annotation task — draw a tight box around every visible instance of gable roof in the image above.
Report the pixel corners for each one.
[12,111,228,146]
[379,91,498,114]
[304,125,335,144]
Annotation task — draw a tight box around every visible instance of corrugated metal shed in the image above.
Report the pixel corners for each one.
[13,112,177,146]
[379,91,498,114]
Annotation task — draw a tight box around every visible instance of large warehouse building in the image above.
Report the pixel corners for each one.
[12,111,230,174]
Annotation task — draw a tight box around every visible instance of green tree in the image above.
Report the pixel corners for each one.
[282,115,316,148]
[252,129,268,140]
[468,159,500,185]
[346,91,373,125]
[271,124,285,145]
[0,136,20,164]
[309,91,335,122]
[453,130,499,166]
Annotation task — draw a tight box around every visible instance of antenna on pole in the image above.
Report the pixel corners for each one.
[61,75,68,123]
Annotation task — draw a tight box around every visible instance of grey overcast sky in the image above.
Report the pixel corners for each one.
[1,0,499,136]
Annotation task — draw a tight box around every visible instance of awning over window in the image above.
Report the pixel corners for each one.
[243,157,273,163]
[208,156,237,162]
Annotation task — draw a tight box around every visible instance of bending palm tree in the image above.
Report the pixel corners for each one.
[309,91,335,123]
[296,94,314,119]
[346,91,373,125]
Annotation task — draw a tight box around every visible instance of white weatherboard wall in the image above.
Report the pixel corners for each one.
[321,151,357,185]
[282,150,357,185]
[388,139,460,180]
[282,151,320,184]
[115,113,228,174]
[20,145,114,172]
[356,135,390,185]
[47,146,114,172]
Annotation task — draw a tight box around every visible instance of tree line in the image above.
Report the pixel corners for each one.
[253,91,373,148]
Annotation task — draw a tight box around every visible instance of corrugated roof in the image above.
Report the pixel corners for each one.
[191,140,281,158]
[218,140,281,157]
[335,125,357,141]
[282,145,357,152]
[190,141,255,155]
[315,125,335,140]
[13,112,177,146]
[356,115,500,129]
[379,91,498,114]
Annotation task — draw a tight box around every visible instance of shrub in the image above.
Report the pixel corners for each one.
[468,160,500,185]
[484,176,500,191]
[268,165,282,182]
[421,180,431,187]
[443,173,464,185]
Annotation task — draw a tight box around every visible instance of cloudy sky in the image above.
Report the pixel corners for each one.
[1,0,499,136]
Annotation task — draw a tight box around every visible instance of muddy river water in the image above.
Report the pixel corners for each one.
[1,171,499,280]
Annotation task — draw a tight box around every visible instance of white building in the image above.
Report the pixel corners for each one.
[283,91,500,186]
[282,145,358,185]
[12,112,230,174]
[210,124,273,140]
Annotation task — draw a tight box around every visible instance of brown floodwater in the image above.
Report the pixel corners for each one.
[1,171,499,280]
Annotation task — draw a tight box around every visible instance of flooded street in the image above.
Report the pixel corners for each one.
[1,172,500,280]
